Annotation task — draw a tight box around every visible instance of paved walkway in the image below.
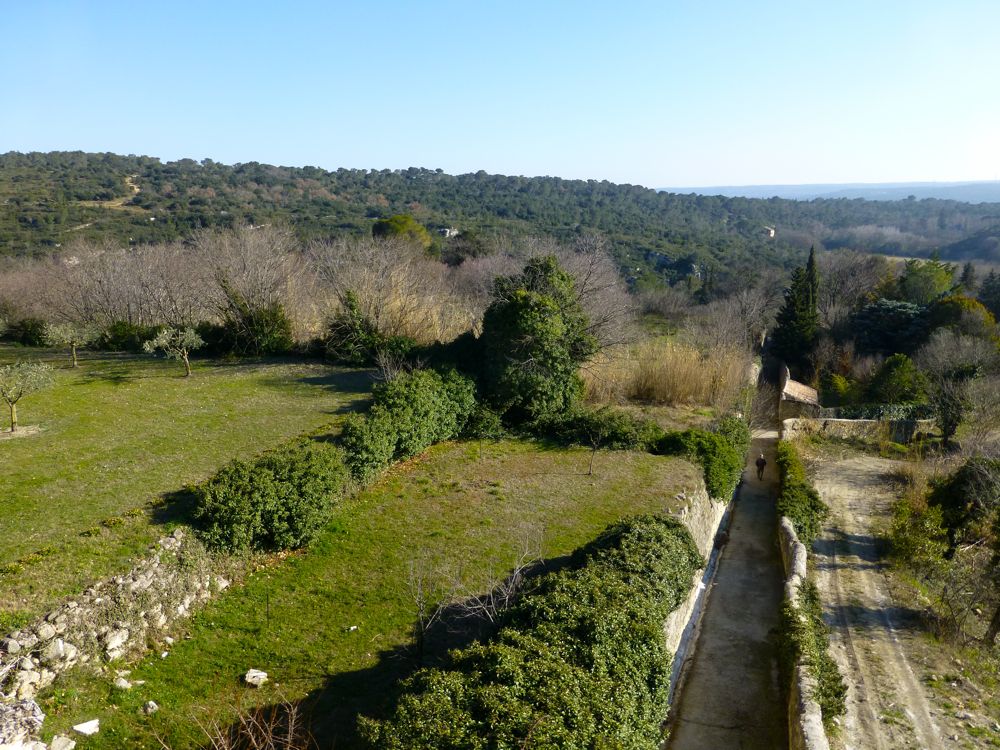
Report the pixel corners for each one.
[666,434,788,750]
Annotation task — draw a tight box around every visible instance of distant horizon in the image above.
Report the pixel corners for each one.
[8,148,1000,197]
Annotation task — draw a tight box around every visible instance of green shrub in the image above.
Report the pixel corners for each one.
[819,372,860,407]
[341,411,399,485]
[7,317,49,347]
[325,291,416,366]
[537,406,664,451]
[97,320,162,352]
[193,440,349,553]
[928,457,1000,550]
[225,301,295,355]
[713,414,751,457]
[832,402,935,420]
[865,353,930,405]
[775,441,828,545]
[778,581,847,729]
[360,515,702,749]
[653,428,743,500]
[342,369,476,483]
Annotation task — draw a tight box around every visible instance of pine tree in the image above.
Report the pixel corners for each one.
[959,261,977,294]
[979,270,1000,318]
[771,246,820,373]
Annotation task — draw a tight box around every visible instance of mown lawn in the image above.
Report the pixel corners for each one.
[41,439,701,749]
[0,347,370,622]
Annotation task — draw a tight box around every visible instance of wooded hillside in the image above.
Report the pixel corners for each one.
[3,151,999,289]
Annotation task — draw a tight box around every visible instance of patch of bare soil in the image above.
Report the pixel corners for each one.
[810,450,1000,749]
[0,425,41,440]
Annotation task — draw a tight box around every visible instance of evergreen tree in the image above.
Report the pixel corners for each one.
[979,270,1000,318]
[771,246,820,372]
[479,256,598,424]
[959,261,977,294]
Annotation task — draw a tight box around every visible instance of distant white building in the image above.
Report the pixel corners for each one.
[440,227,460,238]
[764,225,776,239]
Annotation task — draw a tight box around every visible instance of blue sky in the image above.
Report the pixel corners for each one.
[2,1,998,187]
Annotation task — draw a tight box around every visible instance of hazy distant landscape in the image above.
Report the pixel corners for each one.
[663,180,1000,203]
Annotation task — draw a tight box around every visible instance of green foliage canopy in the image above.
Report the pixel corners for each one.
[360,515,703,750]
[865,354,929,404]
[771,247,819,371]
[0,362,54,432]
[372,214,432,251]
[479,256,598,424]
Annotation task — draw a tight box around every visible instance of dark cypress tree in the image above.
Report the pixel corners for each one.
[959,261,977,294]
[979,270,1000,318]
[771,246,820,373]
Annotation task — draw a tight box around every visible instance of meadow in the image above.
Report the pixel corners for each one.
[0,347,370,625]
[38,439,698,748]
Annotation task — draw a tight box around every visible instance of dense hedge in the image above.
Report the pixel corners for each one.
[360,515,703,749]
[653,427,744,500]
[713,414,752,458]
[775,441,828,545]
[193,440,349,553]
[829,402,935,420]
[342,369,476,483]
[535,406,663,451]
[778,580,847,728]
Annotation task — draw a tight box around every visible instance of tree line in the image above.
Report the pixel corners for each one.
[4,151,1000,291]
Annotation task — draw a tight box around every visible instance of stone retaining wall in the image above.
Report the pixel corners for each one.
[782,417,935,444]
[664,484,732,701]
[778,517,830,750]
[0,530,228,706]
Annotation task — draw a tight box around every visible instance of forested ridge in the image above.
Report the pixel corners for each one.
[3,151,1000,288]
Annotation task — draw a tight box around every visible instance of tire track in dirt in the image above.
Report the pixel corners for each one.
[812,456,944,750]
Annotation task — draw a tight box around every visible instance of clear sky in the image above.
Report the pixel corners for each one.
[2,0,998,187]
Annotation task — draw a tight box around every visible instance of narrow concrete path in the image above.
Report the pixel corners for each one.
[667,434,788,750]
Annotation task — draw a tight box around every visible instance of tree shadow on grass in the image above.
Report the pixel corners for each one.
[208,551,579,749]
[149,486,199,528]
[258,368,374,416]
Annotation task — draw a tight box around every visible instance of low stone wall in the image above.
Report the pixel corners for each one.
[782,417,934,444]
[664,484,732,701]
[0,530,228,705]
[778,517,830,750]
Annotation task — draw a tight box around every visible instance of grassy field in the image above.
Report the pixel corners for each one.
[0,347,370,623]
[40,439,701,749]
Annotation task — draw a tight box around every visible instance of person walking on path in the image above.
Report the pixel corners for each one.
[755,453,767,480]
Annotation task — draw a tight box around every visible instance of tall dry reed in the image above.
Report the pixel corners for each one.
[581,339,750,410]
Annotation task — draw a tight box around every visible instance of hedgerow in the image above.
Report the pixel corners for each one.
[779,580,847,729]
[653,427,744,500]
[775,441,828,545]
[534,406,663,451]
[342,369,476,483]
[193,439,350,553]
[359,515,703,749]
[713,414,752,457]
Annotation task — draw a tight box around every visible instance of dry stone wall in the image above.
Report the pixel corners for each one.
[778,516,831,750]
[782,417,935,444]
[663,483,732,699]
[0,530,228,704]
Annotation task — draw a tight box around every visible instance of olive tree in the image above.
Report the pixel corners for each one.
[0,362,53,432]
[45,322,100,367]
[143,327,204,377]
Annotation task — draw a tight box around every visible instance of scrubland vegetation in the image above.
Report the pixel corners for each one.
[0,218,770,749]
[2,156,999,748]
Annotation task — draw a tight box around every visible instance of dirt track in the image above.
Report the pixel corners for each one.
[812,455,946,750]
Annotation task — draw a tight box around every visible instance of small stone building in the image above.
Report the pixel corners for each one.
[778,365,820,421]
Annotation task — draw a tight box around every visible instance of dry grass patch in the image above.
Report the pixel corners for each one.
[581,338,750,409]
